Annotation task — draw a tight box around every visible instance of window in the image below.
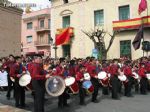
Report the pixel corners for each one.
[94,10,104,26]
[26,36,32,43]
[48,19,51,29]
[62,16,70,28]
[48,34,52,44]
[40,20,44,28]
[119,5,130,20]
[62,45,71,58]
[63,0,68,4]
[120,40,131,59]
[27,22,32,29]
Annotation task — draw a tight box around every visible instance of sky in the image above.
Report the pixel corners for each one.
[8,0,51,11]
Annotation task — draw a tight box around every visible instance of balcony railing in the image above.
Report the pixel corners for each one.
[34,26,50,32]
[113,16,150,31]
[34,40,50,46]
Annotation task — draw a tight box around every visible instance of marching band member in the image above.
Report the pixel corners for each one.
[123,61,134,97]
[55,58,70,108]
[138,63,148,95]
[109,59,120,100]
[87,58,99,103]
[6,55,15,100]
[101,61,110,95]
[132,64,139,93]
[30,56,51,112]
[69,60,76,77]
[76,65,86,105]
[10,56,26,108]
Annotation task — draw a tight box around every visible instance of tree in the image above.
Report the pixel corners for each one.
[82,28,118,60]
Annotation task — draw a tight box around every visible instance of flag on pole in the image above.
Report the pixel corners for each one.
[138,0,147,15]
[55,27,73,46]
[132,25,144,50]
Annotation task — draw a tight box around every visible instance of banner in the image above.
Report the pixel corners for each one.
[0,71,8,87]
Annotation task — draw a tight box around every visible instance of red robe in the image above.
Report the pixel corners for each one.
[76,71,84,81]
[30,63,46,80]
[109,64,119,76]
[87,64,97,78]
[123,65,132,77]
[138,67,146,78]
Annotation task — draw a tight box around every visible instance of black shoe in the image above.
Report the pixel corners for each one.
[20,104,26,108]
[92,99,99,103]
[64,104,70,107]
[112,97,120,100]
[126,94,134,97]
[15,104,20,108]
[79,102,86,106]
[7,97,10,100]
[58,105,63,108]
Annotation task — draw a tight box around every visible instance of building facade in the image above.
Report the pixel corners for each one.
[21,8,51,56]
[0,1,23,58]
[50,0,150,60]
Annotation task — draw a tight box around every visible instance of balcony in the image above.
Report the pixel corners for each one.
[113,16,150,31]
[34,40,50,47]
[34,26,50,32]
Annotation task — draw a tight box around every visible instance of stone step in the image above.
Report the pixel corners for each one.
[0,105,31,112]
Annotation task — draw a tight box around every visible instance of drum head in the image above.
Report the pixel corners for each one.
[132,72,139,79]
[45,76,65,97]
[98,71,107,79]
[10,77,15,82]
[82,80,92,89]
[108,73,111,78]
[146,74,150,80]
[19,74,31,86]
[65,77,75,86]
[84,73,91,80]
[118,75,127,81]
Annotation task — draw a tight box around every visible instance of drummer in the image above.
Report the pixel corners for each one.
[109,59,121,100]
[87,57,99,103]
[76,65,86,105]
[123,61,134,97]
[30,56,51,112]
[10,56,26,108]
[54,58,70,108]
[138,63,148,95]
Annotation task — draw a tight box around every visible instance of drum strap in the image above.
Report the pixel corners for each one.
[19,64,23,74]
[64,70,69,77]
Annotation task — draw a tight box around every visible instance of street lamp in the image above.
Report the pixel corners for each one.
[49,37,53,57]
[53,44,58,59]
[49,37,57,59]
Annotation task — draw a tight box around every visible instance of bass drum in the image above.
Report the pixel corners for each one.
[82,80,94,94]
[65,76,79,94]
[45,76,65,97]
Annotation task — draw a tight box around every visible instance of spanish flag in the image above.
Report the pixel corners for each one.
[55,27,73,46]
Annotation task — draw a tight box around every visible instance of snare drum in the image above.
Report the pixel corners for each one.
[118,74,128,85]
[83,73,91,80]
[65,77,79,94]
[132,72,139,79]
[98,71,109,87]
[82,80,94,94]
[146,73,150,80]
[19,73,31,87]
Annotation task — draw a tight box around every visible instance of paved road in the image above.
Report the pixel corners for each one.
[0,90,150,112]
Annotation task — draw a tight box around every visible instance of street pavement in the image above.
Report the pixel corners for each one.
[0,89,150,112]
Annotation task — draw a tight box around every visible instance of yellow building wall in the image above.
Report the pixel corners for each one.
[51,0,150,59]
